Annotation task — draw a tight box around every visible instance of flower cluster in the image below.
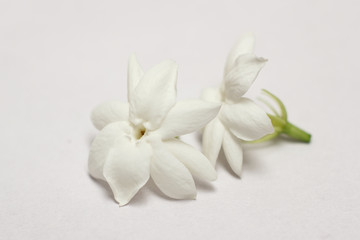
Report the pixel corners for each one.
[88,33,310,206]
[89,55,220,206]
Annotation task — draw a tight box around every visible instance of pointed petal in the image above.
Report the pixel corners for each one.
[224,32,255,74]
[103,140,152,206]
[91,101,129,130]
[224,54,267,102]
[201,87,223,103]
[222,130,243,177]
[127,54,144,102]
[157,100,221,139]
[164,138,217,181]
[150,139,196,200]
[129,60,178,130]
[202,118,225,166]
[219,99,274,141]
[88,121,131,180]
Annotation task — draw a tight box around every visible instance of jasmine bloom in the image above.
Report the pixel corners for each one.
[89,55,221,206]
[201,33,274,177]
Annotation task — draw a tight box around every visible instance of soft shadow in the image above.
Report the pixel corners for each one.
[86,132,96,148]
[195,131,203,144]
[195,179,216,192]
[128,187,149,206]
[242,151,265,174]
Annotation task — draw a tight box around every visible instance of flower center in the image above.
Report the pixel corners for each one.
[133,124,147,140]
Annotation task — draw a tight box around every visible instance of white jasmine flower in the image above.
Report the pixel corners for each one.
[89,55,221,206]
[201,33,274,177]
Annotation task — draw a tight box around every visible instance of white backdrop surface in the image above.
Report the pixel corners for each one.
[1,0,360,239]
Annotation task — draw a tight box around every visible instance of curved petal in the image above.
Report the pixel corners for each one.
[157,100,221,140]
[88,121,131,180]
[103,140,152,206]
[222,130,243,177]
[201,87,223,103]
[149,139,196,200]
[202,118,225,166]
[129,60,178,130]
[164,138,217,181]
[224,54,267,103]
[127,54,144,102]
[91,101,129,130]
[224,32,255,75]
[219,99,274,141]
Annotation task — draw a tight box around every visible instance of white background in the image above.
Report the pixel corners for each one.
[1,0,360,239]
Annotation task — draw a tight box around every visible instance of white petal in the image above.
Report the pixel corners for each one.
[88,121,131,180]
[224,54,267,103]
[201,87,223,103]
[222,130,243,177]
[127,54,144,103]
[91,101,129,130]
[103,139,152,206]
[202,117,225,166]
[219,99,274,141]
[157,100,221,139]
[129,60,178,130]
[164,138,217,181]
[224,32,255,74]
[150,139,196,200]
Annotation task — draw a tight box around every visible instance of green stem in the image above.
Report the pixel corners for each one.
[282,122,312,143]
[248,132,280,143]
[262,89,288,120]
